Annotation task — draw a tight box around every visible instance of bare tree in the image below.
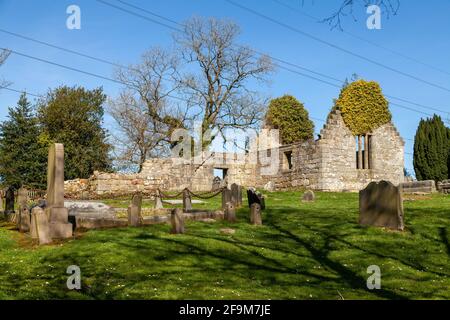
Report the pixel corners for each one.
[109,47,190,172]
[174,17,274,146]
[0,49,11,89]
[320,0,400,30]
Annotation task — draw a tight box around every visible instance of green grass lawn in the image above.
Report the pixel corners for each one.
[0,191,449,300]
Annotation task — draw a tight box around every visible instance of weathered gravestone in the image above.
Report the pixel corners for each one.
[224,202,236,222]
[46,144,73,239]
[250,203,262,225]
[230,183,242,207]
[302,190,315,203]
[171,208,185,234]
[0,191,3,213]
[154,190,164,209]
[17,187,28,221]
[128,193,142,227]
[5,186,15,215]
[19,208,31,233]
[359,180,404,231]
[247,188,265,210]
[182,189,192,212]
[263,181,275,192]
[212,176,222,191]
[17,187,30,233]
[31,207,52,245]
[222,188,232,210]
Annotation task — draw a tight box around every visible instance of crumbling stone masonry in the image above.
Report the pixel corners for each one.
[65,109,405,194]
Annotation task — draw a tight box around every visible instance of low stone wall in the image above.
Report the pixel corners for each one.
[437,180,450,194]
[400,180,436,194]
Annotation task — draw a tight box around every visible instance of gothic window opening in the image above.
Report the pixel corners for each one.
[356,135,372,169]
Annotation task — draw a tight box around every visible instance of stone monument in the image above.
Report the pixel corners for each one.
[250,203,262,225]
[222,188,232,210]
[224,202,236,222]
[182,189,192,212]
[359,180,404,231]
[31,207,52,245]
[128,193,142,227]
[154,190,164,209]
[4,186,15,215]
[171,208,185,234]
[46,144,73,239]
[302,190,315,203]
[230,183,242,207]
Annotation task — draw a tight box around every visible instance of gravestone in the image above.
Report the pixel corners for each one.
[302,190,315,202]
[359,180,404,231]
[224,202,236,222]
[263,181,275,192]
[128,193,142,227]
[17,187,30,232]
[230,183,242,207]
[182,189,192,212]
[46,144,73,239]
[31,207,52,245]
[247,188,265,210]
[154,190,164,209]
[222,188,232,210]
[171,208,185,234]
[19,208,31,233]
[0,191,3,213]
[5,186,15,215]
[250,203,262,225]
[212,176,222,191]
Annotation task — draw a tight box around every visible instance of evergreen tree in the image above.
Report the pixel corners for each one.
[265,95,314,144]
[413,115,449,182]
[0,93,47,189]
[37,86,112,180]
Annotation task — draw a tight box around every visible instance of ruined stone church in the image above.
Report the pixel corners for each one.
[66,108,405,194]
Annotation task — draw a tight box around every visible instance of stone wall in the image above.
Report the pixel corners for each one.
[64,109,405,195]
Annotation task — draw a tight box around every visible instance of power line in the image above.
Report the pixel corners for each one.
[224,0,450,94]
[0,85,43,98]
[96,0,450,119]
[0,5,429,144]
[270,0,450,78]
[1,48,193,106]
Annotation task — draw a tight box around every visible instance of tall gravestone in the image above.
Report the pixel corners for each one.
[222,188,232,210]
[171,208,185,234]
[5,186,15,215]
[182,189,192,212]
[250,203,262,225]
[230,183,242,207]
[46,144,73,239]
[17,187,29,232]
[224,202,236,222]
[128,193,142,227]
[359,180,404,231]
[154,190,164,209]
[0,191,3,213]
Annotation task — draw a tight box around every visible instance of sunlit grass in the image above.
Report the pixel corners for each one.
[0,191,449,300]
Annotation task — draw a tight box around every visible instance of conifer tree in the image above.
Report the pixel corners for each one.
[413,115,449,181]
[0,93,47,188]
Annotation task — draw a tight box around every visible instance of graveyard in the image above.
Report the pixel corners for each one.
[1,2,450,304]
[0,188,449,299]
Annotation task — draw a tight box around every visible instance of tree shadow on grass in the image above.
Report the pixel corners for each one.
[263,210,408,300]
[439,227,450,257]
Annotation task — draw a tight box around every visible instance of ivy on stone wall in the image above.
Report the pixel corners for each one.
[335,79,392,136]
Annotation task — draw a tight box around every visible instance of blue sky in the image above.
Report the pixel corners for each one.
[1,0,450,173]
